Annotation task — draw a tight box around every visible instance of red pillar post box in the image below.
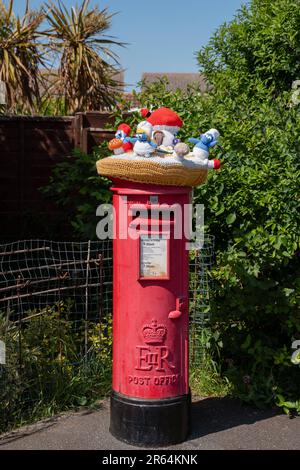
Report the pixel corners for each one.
[110,180,191,446]
[96,110,221,445]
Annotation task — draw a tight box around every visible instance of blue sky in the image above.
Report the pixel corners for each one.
[12,0,246,90]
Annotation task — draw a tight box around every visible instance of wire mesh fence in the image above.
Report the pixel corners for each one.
[189,235,215,365]
[0,237,214,433]
[0,240,112,359]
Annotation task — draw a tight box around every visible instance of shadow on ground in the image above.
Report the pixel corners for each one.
[188,397,279,442]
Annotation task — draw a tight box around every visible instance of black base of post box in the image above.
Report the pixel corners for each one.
[110,391,191,447]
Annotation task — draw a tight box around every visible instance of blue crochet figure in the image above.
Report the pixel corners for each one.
[129,132,157,147]
[115,128,131,143]
[188,128,221,169]
[189,128,220,153]
[130,121,157,157]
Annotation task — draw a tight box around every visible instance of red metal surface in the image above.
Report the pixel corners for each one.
[112,180,191,399]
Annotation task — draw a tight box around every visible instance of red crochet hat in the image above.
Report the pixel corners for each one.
[141,107,183,134]
[117,123,131,135]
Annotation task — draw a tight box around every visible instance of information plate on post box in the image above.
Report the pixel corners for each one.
[139,235,169,279]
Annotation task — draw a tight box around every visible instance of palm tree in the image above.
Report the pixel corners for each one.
[44,0,125,114]
[0,0,45,113]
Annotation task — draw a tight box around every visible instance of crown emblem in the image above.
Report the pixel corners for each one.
[142,319,167,344]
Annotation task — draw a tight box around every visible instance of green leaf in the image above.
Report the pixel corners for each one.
[241,334,251,350]
[226,213,236,225]
[77,396,87,406]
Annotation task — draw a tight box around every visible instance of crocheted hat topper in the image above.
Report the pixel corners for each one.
[98,105,222,187]
[141,107,183,134]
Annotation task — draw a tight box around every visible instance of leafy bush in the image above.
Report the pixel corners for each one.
[190,326,232,398]
[0,303,112,433]
[41,144,112,240]
[194,0,300,414]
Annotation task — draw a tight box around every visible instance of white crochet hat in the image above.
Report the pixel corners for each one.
[206,128,220,140]
[136,120,153,138]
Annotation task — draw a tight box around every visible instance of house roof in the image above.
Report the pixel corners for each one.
[141,72,208,92]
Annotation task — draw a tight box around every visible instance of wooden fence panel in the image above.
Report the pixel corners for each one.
[73,111,130,154]
[0,117,74,240]
[0,112,123,241]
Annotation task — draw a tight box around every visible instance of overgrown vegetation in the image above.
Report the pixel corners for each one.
[0,0,45,112]
[194,0,300,414]
[40,144,112,239]
[190,327,232,398]
[42,0,300,415]
[0,0,123,114]
[0,303,112,433]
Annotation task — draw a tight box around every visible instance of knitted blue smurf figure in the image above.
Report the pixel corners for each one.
[115,128,131,143]
[189,129,220,153]
[189,129,220,159]
[188,128,221,169]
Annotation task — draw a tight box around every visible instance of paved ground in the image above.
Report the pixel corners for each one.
[0,397,299,450]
